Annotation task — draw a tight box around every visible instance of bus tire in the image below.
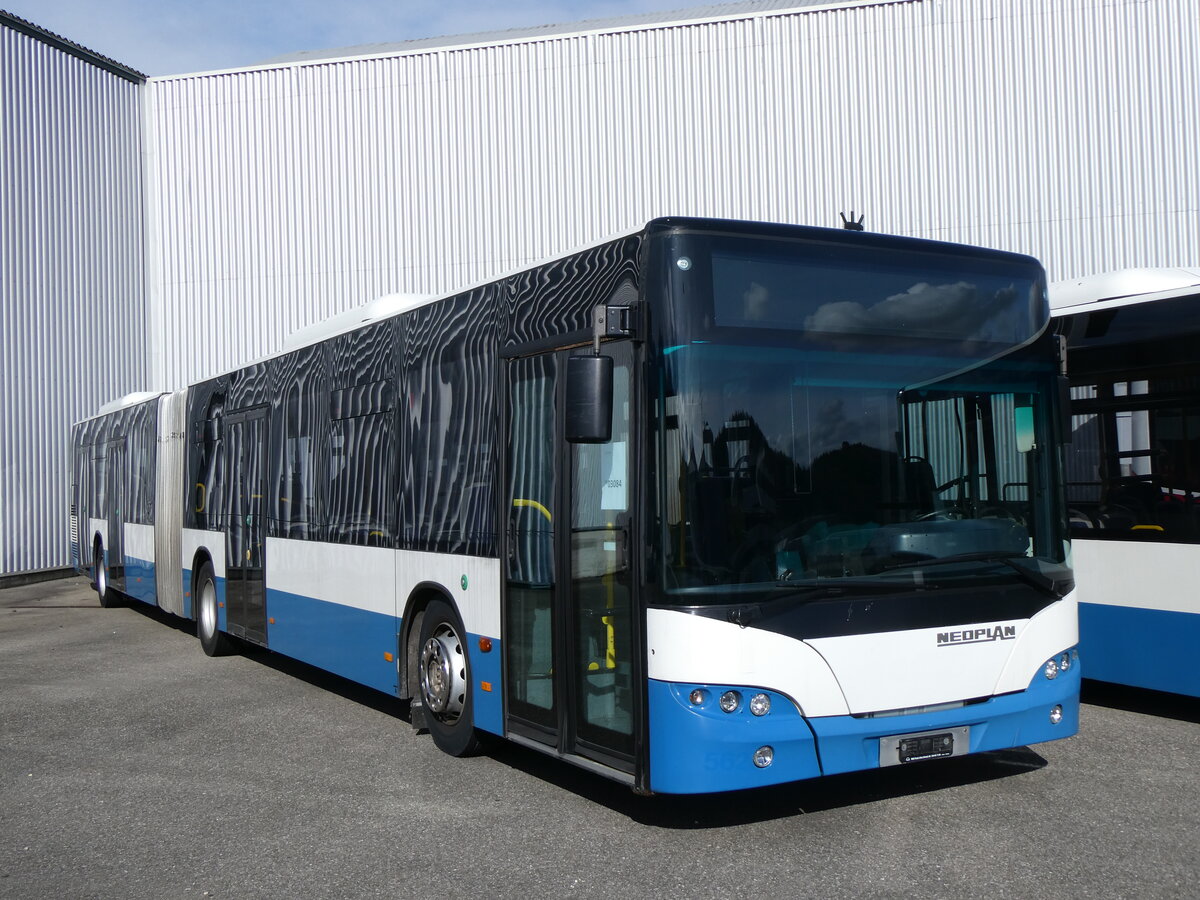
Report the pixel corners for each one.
[94,540,120,609]
[196,561,233,657]
[418,598,481,757]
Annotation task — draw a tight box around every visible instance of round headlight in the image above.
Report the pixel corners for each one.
[1044,658,1059,680]
[1059,652,1072,672]
[689,688,709,707]
[719,690,741,713]
[749,693,771,716]
[753,746,774,768]
[1050,704,1064,725]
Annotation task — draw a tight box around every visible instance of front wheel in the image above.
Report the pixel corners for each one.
[196,561,233,657]
[418,599,481,757]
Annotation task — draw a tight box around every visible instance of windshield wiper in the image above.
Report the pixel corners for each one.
[882,551,1067,598]
[728,581,905,626]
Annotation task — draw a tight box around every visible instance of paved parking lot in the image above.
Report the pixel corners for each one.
[2,577,1197,898]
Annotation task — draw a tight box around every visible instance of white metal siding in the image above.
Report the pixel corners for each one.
[145,0,1199,392]
[1,23,146,575]
[4,0,1199,575]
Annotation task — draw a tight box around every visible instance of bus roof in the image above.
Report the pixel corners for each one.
[94,391,165,417]
[280,293,439,352]
[1049,267,1200,313]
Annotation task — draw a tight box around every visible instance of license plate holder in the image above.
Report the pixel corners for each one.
[879,725,970,767]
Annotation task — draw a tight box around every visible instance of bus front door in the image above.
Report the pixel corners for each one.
[503,341,638,776]
[224,409,268,645]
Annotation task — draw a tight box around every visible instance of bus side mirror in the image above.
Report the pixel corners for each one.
[565,355,613,443]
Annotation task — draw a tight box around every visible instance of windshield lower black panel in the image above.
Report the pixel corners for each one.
[678,582,1058,641]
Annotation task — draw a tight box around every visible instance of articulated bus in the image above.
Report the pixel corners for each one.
[71,217,1079,794]
[1051,268,1200,698]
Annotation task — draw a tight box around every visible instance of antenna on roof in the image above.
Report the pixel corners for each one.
[839,211,865,231]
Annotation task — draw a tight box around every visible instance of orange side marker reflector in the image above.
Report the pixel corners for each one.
[268,617,276,625]
[481,681,493,692]
[384,651,394,663]
[185,592,190,598]
[478,637,493,653]
[218,602,224,608]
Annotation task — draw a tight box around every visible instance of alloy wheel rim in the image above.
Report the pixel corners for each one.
[420,624,466,722]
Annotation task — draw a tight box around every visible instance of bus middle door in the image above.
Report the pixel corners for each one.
[224,408,268,645]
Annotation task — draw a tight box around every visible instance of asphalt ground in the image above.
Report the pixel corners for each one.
[2,577,1197,899]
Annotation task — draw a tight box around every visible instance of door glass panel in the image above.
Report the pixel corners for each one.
[571,351,634,757]
[505,355,558,732]
[106,441,126,582]
[243,415,266,641]
[226,414,267,643]
[225,419,248,633]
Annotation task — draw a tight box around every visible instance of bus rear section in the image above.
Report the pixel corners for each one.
[70,391,187,616]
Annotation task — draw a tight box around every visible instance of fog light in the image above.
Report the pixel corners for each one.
[1050,704,1064,725]
[719,691,741,713]
[749,693,771,717]
[689,688,709,706]
[753,746,774,768]
[1059,652,1072,672]
[1043,658,1059,680]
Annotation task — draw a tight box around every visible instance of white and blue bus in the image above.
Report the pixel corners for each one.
[71,217,1079,794]
[1052,267,1200,698]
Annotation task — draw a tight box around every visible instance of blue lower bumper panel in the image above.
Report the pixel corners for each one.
[648,664,1080,794]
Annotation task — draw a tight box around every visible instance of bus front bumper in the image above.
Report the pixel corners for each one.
[646,660,1080,794]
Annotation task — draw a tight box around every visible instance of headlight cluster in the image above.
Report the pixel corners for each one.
[689,687,772,716]
[1042,648,1079,680]
[686,687,777,769]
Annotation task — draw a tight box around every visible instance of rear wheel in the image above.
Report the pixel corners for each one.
[196,561,233,657]
[418,599,481,757]
[94,540,120,608]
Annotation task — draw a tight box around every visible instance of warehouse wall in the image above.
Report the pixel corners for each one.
[145,0,1200,391]
[1,18,146,576]
[5,0,1198,575]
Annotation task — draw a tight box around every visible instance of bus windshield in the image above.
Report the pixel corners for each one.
[651,233,1068,601]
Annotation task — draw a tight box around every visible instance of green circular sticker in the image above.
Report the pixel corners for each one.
[460,574,468,591]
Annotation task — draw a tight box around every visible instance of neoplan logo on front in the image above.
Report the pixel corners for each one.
[937,625,1017,647]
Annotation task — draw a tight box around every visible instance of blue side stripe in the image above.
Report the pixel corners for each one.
[266,588,400,695]
[122,556,157,605]
[1079,602,1200,697]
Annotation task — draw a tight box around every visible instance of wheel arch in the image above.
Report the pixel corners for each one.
[399,581,461,701]
[189,547,215,620]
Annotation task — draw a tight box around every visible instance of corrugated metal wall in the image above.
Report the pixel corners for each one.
[1,22,146,575]
[5,0,1198,574]
[145,0,1200,392]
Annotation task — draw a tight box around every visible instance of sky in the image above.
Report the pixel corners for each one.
[3,0,706,77]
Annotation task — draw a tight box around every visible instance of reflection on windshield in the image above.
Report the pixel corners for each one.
[656,343,1065,596]
[712,247,1039,351]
